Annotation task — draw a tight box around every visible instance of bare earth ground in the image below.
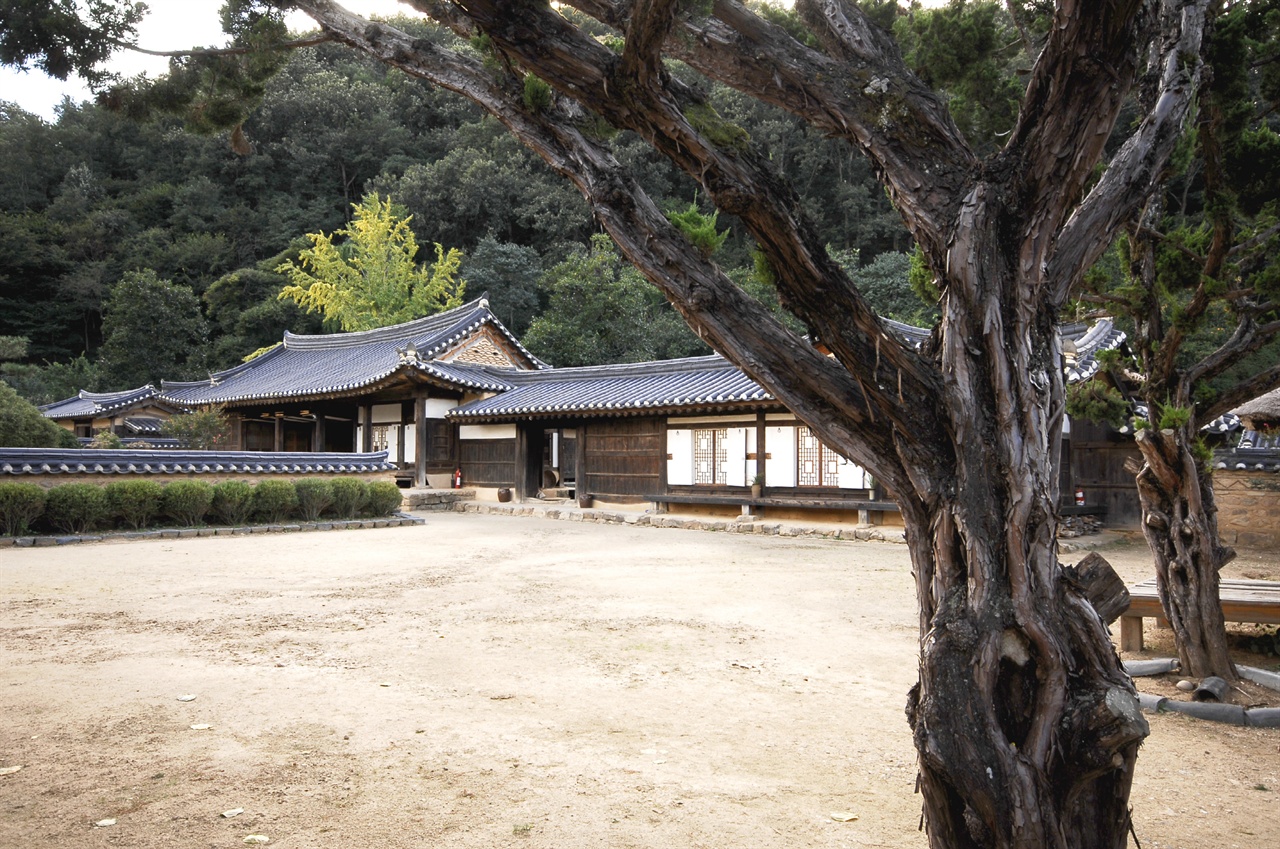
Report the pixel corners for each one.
[1,514,1277,849]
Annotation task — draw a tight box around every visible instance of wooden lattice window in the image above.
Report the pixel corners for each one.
[371,425,391,453]
[693,427,727,485]
[797,426,841,487]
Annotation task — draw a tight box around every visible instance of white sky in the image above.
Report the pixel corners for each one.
[1,0,414,121]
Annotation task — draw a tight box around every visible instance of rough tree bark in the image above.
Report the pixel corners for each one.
[283,1,1212,845]
[1132,425,1237,678]
[1105,13,1280,680]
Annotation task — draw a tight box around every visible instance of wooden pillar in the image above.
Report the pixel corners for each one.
[755,411,768,487]
[414,395,428,489]
[361,404,373,453]
[313,407,326,453]
[514,424,530,501]
[575,423,588,502]
[273,414,283,451]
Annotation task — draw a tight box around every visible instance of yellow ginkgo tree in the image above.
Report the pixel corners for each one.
[277,193,465,331]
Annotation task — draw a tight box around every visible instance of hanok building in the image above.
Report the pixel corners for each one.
[442,317,1129,522]
[156,297,547,488]
[40,385,186,440]
[40,298,1133,524]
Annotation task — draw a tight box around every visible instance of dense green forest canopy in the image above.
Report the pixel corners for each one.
[0,12,934,401]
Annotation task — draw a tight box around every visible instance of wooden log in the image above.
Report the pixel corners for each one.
[1064,551,1130,625]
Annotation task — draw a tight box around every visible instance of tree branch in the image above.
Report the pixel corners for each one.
[563,0,977,262]
[114,33,334,58]
[1198,362,1280,426]
[290,0,939,494]
[1047,0,1213,303]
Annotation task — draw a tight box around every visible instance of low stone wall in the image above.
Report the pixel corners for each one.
[1214,469,1280,549]
[401,488,477,511]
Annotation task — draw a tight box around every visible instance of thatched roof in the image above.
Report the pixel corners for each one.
[1234,387,1280,432]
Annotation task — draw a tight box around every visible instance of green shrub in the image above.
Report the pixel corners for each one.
[252,479,297,523]
[364,481,404,517]
[0,381,79,448]
[0,482,46,535]
[328,477,368,519]
[45,483,107,534]
[104,480,163,530]
[293,478,333,521]
[162,480,213,527]
[88,431,124,449]
[211,480,254,526]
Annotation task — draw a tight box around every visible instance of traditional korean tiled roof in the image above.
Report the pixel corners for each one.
[158,297,543,407]
[1215,430,1280,472]
[0,449,394,476]
[448,355,773,421]
[1060,319,1127,383]
[449,318,1129,423]
[39,385,169,419]
[879,317,1126,385]
[122,416,165,434]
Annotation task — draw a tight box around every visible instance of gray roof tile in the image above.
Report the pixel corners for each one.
[159,298,542,407]
[40,385,165,419]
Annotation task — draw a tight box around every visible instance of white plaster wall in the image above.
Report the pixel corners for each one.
[459,424,517,440]
[422,398,456,419]
[723,427,750,487]
[765,426,797,487]
[371,403,402,424]
[837,455,868,489]
[667,428,693,486]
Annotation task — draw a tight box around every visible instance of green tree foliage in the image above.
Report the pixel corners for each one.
[832,249,939,325]
[0,0,143,85]
[1,354,100,405]
[98,269,208,389]
[522,235,711,367]
[0,378,78,447]
[459,235,543,337]
[665,202,729,258]
[160,405,233,450]
[277,192,465,331]
[892,1,1028,152]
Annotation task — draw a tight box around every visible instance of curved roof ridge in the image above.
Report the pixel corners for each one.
[282,296,489,350]
[161,343,289,392]
[488,354,732,384]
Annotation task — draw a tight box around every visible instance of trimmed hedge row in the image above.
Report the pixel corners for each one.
[0,479,405,536]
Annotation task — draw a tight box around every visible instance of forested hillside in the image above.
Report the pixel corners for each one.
[0,24,922,401]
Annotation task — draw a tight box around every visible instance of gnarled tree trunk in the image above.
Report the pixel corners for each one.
[1133,425,1237,679]
[896,209,1147,847]
[288,0,1211,845]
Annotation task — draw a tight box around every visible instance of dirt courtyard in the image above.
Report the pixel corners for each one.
[2,514,1277,848]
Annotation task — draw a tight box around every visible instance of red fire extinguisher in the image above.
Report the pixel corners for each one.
[1075,488,1085,506]
[453,468,463,489]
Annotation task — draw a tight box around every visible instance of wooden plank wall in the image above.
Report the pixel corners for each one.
[1067,419,1142,526]
[459,439,516,487]
[583,418,663,497]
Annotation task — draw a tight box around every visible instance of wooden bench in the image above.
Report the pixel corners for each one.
[1120,578,1280,652]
